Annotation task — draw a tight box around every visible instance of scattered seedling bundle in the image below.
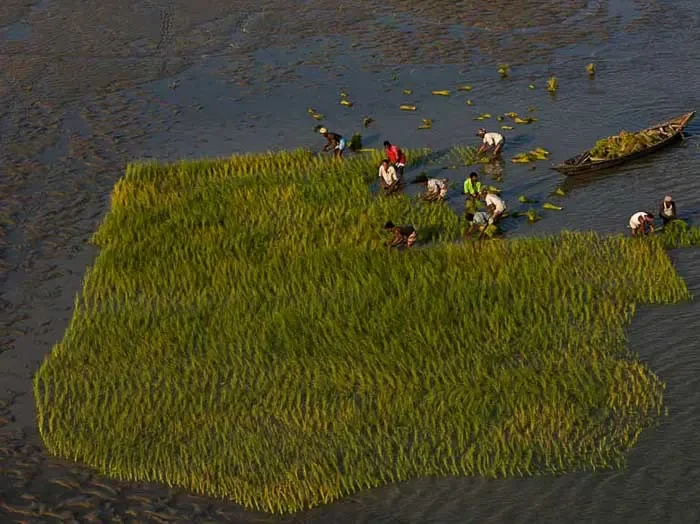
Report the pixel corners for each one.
[35,149,700,515]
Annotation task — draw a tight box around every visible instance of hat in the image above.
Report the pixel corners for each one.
[319,127,328,134]
[664,195,673,203]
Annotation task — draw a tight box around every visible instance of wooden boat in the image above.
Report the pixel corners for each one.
[552,111,695,175]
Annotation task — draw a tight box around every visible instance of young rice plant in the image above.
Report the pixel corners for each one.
[34,148,700,514]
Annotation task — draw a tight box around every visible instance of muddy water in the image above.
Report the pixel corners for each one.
[1,0,699,521]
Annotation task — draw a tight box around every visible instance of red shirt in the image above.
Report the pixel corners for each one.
[386,145,406,165]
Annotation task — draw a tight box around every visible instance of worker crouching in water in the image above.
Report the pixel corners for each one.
[659,195,677,225]
[378,159,401,194]
[384,222,417,249]
[629,211,655,236]
[319,127,346,159]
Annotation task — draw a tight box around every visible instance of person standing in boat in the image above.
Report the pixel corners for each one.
[658,195,677,225]
[629,211,655,236]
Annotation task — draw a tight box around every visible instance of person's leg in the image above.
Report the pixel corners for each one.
[407,231,417,247]
[493,142,503,156]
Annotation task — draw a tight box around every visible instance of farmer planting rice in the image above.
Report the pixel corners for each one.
[383,140,407,176]
[378,159,400,194]
[629,211,656,236]
[482,187,507,223]
[319,127,346,159]
[463,171,483,200]
[421,177,449,201]
[476,128,505,158]
[659,195,677,225]
[465,210,493,239]
[384,221,417,248]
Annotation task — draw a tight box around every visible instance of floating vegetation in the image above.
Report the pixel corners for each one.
[514,116,538,124]
[466,99,474,106]
[432,90,450,96]
[546,77,558,92]
[340,92,349,98]
[528,106,538,112]
[526,208,541,222]
[418,118,433,130]
[504,112,518,119]
[362,117,375,128]
[34,149,700,515]
[543,202,564,211]
[512,148,549,164]
[311,112,324,121]
[400,104,417,111]
[552,187,567,197]
[590,130,665,160]
[497,115,504,121]
[458,85,473,91]
[518,195,538,203]
[501,125,514,131]
[340,99,353,107]
[528,84,536,89]
[498,64,510,77]
[474,113,492,121]
[587,63,596,76]
[402,89,413,95]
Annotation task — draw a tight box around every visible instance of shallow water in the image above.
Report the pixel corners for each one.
[1,0,699,521]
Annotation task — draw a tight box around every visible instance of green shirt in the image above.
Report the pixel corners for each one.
[464,179,482,196]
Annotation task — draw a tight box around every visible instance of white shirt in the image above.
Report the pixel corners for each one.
[378,164,398,185]
[485,193,506,213]
[427,178,447,193]
[482,132,504,146]
[629,211,649,229]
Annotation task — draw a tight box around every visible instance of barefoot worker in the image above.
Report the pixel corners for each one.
[384,221,417,249]
[476,128,505,158]
[378,159,400,194]
[482,187,507,223]
[629,211,655,236]
[659,195,677,225]
[422,177,449,202]
[463,172,483,200]
[383,140,407,177]
[319,127,346,159]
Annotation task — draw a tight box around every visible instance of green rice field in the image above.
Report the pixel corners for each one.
[34,149,700,514]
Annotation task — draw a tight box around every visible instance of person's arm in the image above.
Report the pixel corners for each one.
[390,230,404,247]
[648,218,655,233]
[478,143,488,154]
[323,137,332,151]
[672,202,677,218]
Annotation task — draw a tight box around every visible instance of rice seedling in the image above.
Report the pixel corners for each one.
[587,63,596,76]
[362,117,374,128]
[34,149,700,515]
[514,116,538,124]
[518,195,537,203]
[498,64,510,77]
[402,89,413,95]
[528,84,536,89]
[501,125,514,131]
[432,90,451,96]
[457,85,472,91]
[418,118,433,130]
[466,99,474,106]
[543,203,564,211]
[590,130,666,160]
[552,187,567,197]
[340,99,353,107]
[400,105,417,111]
[546,77,559,92]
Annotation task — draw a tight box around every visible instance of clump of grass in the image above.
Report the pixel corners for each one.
[34,149,700,515]
[546,76,558,92]
[586,63,596,76]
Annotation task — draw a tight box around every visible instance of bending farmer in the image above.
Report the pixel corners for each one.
[319,127,346,159]
[378,159,400,194]
[422,177,449,201]
[383,140,407,177]
[384,221,417,249]
[629,211,655,236]
[476,128,505,158]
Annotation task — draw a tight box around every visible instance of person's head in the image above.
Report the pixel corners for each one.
[383,140,391,148]
[381,158,389,167]
[383,221,396,230]
[319,127,328,136]
[476,128,486,137]
[470,171,478,180]
[664,195,673,203]
[645,212,655,220]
